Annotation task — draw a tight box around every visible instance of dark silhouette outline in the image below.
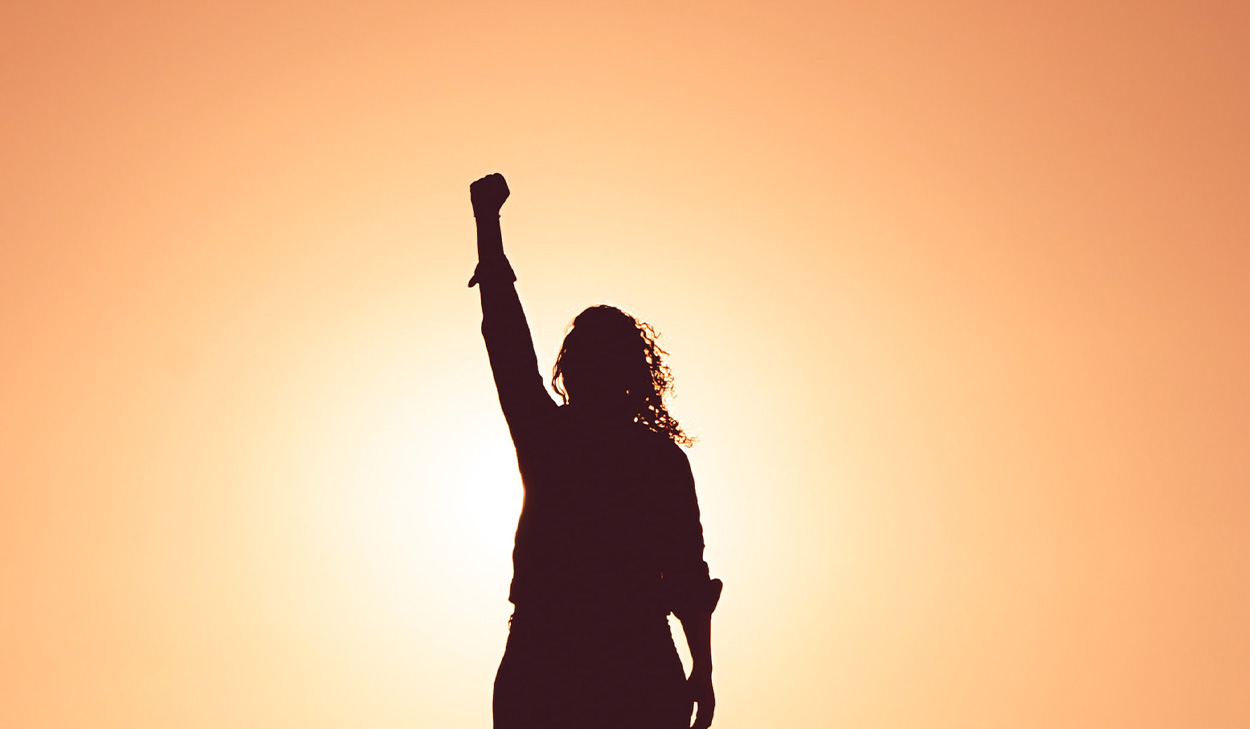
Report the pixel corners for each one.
[468,173,722,729]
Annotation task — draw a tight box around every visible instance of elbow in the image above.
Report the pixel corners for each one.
[668,577,723,620]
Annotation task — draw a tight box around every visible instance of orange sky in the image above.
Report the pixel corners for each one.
[3,1,1248,727]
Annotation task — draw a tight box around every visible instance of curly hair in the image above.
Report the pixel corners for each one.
[551,305,694,447]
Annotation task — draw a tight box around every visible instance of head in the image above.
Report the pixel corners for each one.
[552,305,693,446]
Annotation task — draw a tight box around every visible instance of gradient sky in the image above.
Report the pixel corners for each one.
[3,1,1248,727]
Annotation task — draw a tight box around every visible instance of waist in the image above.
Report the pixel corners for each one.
[510,598,668,625]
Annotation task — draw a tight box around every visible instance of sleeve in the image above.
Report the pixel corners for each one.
[473,257,558,434]
[659,444,723,620]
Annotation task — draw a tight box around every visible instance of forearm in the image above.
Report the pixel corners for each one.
[475,213,504,263]
[474,213,522,330]
[679,611,713,675]
[473,217,536,400]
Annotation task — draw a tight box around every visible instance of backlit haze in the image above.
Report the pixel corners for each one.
[3,2,1248,727]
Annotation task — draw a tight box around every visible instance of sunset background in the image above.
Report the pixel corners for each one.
[3,1,1248,727]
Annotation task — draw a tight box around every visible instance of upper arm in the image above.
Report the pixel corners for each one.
[657,442,719,616]
[479,279,557,433]
[658,443,707,568]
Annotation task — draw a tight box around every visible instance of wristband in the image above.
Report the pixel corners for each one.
[467,258,517,287]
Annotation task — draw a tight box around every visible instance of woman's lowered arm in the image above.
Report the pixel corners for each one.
[663,447,723,729]
[468,174,555,429]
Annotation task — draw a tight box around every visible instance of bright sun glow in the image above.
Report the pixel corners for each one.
[293,346,521,588]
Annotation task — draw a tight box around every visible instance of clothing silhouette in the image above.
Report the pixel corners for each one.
[468,173,722,729]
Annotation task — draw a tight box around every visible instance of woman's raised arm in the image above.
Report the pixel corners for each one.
[468,174,556,433]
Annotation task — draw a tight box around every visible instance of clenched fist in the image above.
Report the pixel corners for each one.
[470,173,510,217]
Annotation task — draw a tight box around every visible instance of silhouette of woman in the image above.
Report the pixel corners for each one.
[468,173,722,729]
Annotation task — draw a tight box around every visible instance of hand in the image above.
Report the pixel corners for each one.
[688,669,715,729]
[470,173,510,217]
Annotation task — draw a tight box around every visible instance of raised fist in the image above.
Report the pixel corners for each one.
[470,173,510,217]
